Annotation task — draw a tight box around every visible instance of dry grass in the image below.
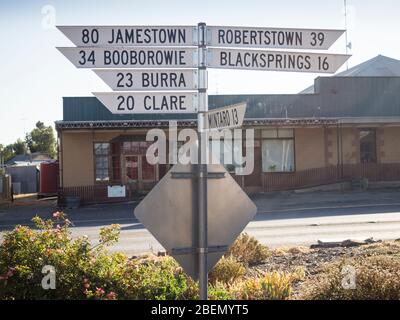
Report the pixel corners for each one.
[209,256,246,284]
[134,239,400,300]
[225,233,270,265]
[299,255,400,300]
[354,241,400,257]
[230,271,293,300]
[271,246,312,256]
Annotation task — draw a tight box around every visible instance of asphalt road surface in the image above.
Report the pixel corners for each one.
[72,204,400,255]
[1,190,400,256]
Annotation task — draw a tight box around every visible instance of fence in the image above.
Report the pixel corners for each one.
[262,162,400,192]
[59,162,400,205]
[0,174,12,202]
[59,184,138,206]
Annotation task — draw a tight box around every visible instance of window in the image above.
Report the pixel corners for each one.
[122,141,150,155]
[176,140,187,163]
[209,138,243,172]
[110,142,121,182]
[94,143,110,181]
[360,129,377,163]
[261,129,295,172]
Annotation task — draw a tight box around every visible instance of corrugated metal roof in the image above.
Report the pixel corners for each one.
[60,76,400,125]
[301,55,400,94]
[336,55,400,77]
[6,153,52,166]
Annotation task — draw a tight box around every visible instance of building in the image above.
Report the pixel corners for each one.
[5,152,52,167]
[56,56,400,205]
[5,153,53,194]
[300,54,400,93]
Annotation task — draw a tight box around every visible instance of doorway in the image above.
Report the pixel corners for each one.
[122,141,158,192]
[359,129,377,163]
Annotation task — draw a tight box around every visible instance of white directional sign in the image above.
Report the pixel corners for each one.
[93,92,198,114]
[204,102,246,131]
[57,47,198,68]
[94,69,198,91]
[57,26,198,47]
[207,26,344,50]
[208,48,350,73]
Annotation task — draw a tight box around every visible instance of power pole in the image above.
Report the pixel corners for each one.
[344,0,351,70]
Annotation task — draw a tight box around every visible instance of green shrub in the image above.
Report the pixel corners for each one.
[209,257,246,284]
[231,272,292,300]
[225,233,269,265]
[300,255,400,300]
[0,214,286,300]
[208,282,233,300]
[129,257,191,300]
[0,212,125,300]
[0,213,193,300]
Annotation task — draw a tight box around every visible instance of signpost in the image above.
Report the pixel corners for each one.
[207,26,344,50]
[93,92,198,114]
[57,25,198,47]
[203,102,247,131]
[196,23,208,300]
[208,48,350,73]
[57,22,350,301]
[94,69,198,91]
[57,47,198,68]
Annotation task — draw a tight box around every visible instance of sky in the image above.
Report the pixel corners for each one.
[0,0,399,145]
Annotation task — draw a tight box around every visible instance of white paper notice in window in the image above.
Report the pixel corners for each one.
[107,185,126,198]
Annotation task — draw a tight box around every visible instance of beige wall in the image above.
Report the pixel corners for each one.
[341,128,359,164]
[324,127,359,166]
[61,129,169,188]
[320,126,400,166]
[325,127,338,166]
[62,131,94,187]
[60,125,400,187]
[92,131,120,141]
[380,126,400,163]
[278,125,397,171]
[295,128,326,170]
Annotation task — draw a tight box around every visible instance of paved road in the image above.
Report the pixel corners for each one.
[70,205,400,255]
[1,189,400,255]
[247,205,400,248]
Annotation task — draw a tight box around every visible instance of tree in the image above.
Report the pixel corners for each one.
[0,144,4,167]
[0,140,27,163]
[25,121,56,158]
[12,139,28,155]
[4,145,15,162]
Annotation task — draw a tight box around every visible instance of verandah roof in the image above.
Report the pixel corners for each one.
[57,76,400,130]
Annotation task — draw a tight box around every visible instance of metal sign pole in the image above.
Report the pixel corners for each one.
[197,22,208,300]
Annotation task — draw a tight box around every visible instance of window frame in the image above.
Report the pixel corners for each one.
[208,135,244,173]
[359,128,377,163]
[93,142,110,183]
[110,141,122,183]
[261,128,296,173]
